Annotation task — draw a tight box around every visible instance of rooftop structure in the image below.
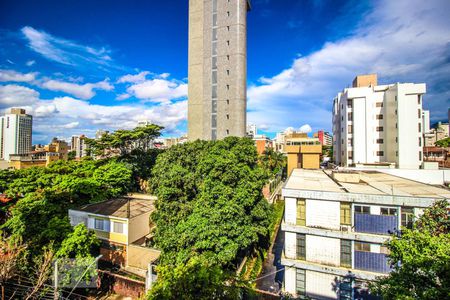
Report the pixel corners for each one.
[281,168,449,299]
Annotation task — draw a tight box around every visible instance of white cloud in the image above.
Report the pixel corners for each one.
[299,124,312,133]
[26,60,36,67]
[127,79,187,103]
[0,84,39,107]
[248,0,450,133]
[41,79,113,99]
[117,71,150,84]
[0,69,37,82]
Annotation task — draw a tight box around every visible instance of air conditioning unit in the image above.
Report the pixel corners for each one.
[340,225,352,232]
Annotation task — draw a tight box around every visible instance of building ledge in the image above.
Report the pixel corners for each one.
[281,256,387,281]
[281,223,390,244]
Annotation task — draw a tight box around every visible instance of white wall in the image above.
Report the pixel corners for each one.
[285,232,297,259]
[306,235,340,266]
[306,199,340,230]
[285,197,297,225]
[306,270,339,300]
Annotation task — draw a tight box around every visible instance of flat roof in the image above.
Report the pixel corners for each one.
[75,193,156,219]
[285,169,450,199]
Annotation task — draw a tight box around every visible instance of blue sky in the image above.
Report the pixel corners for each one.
[0,0,449,143]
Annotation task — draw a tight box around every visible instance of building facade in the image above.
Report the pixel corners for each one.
[188,0,250,140]
[281,169,449,299]
[332,74,426,169]
[0,108,32,161]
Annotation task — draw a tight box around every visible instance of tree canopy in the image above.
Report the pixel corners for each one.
[372,199,450,299]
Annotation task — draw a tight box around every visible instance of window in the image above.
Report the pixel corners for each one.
[348,112,352,120]
[340,203,351,225]
[376,126,383,132]
[296,234,306,260]
[341,240,352,267]
[296,199,306,226]
[401,208,414,229]
[348,125,353,133]
[355,242,370,252]
[376,151,384,156]
[376,114,383,120]
[347,99,353,108]
[113,222,124,233]
[376,139,384,144]
[376,102,383,107]
[94,219,104,230]
[348,151,353,160]
[296,269,306,296]
[380,207,397,216]
[355,205,370,214]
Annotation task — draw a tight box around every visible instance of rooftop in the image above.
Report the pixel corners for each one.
[285,169,450,199]
[75,193,156,219]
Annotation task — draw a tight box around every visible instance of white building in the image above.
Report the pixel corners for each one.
[332,74,426,169]
[0,108,32,161]
[282,168,450,299]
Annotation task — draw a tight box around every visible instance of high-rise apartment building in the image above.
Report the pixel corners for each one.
[281,169,449,299]
[0,108,32,161]
[188,0,250,140]
[332,74,426,169]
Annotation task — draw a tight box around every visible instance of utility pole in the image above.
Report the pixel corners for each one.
[53,260,58,300]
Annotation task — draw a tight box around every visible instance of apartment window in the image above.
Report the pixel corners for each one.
[341,240,352,267]
[347,99,353,108]
[418,109,421,119]
[296,269,306,296]
[340,203,351,225]
[355,242,371,252]
[376,139,384,144]
[376,114,383,120]
[376,126,384,132]
[348,112,352,120]
[355,205,370,214]
[348,125,353,133]
[418,123,421,132]
[348,151,353,160]
[376,151,384,156]
[94,219,104,231]
[296,234,306,260]
[376,102,383,107]
[380,207,397,216]
[296,199,306,226]
[113,222,124,234]
[401,208,414,229]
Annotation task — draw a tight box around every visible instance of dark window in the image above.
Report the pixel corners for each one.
[355,205,370,214]
[341,240,352,267]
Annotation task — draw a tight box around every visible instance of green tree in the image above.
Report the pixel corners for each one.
[372,200,450,299]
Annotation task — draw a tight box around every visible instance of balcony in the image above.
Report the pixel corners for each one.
[354,213,397,235]
[355,251,390,274]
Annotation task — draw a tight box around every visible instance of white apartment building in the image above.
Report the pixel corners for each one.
[332,74,426,169]
[0,108,32,161]
[282,168,449,299]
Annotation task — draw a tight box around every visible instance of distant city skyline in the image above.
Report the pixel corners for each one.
[0,0,449,144]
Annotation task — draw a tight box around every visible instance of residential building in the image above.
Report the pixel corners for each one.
[313,130,332,147]
[281,168,450,299]
[68,194,160,271]
[187,0,251,140]
[332,74,426,169]
[0,108,32,161]
[285,132,322,175]
[71,135,90,159]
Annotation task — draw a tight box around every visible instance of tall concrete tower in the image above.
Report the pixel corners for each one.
[188,0,250,140]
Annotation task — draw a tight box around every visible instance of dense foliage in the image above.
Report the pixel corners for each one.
[372,199,450,299]
[0,158,133,278]
[148,137,273,297]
